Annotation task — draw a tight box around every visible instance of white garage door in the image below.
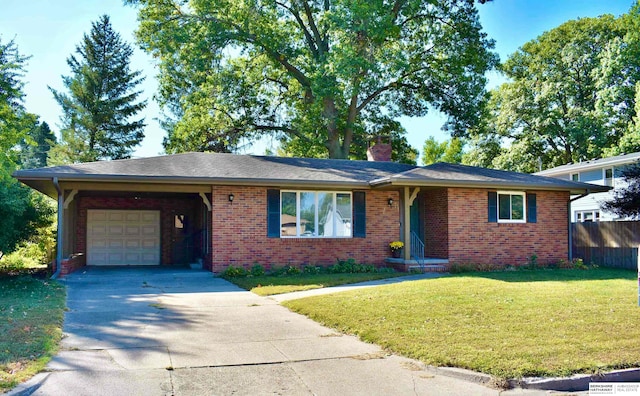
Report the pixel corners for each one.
[87,210,161,266]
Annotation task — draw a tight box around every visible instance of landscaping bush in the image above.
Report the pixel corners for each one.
[250,264,265,276]
[0,254,27,272]
[327,258,376,273]
[302,265,322,274]
[221,265,248,278]
[448,262,478,274]
[522,254,538,270]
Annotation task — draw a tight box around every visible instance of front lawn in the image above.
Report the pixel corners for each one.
[0,276,66,392]
[283,268,640,380]
[227,272,406,296]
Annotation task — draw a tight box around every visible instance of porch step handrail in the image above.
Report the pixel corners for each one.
[410,231,425,273]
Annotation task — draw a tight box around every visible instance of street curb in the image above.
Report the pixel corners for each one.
[511,368,640,392]
[4,372,49,396]
[423,365,494,386]
[421,364,640,392]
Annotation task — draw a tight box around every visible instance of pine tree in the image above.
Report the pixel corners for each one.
[19,121,56,169]
[50,15,146,163]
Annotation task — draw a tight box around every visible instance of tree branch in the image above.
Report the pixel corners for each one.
[356,65,430,112]
[301,0,327,54]
[276,1,318,58]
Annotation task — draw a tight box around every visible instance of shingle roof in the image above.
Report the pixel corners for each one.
[13,151,415,187]
[13,152,607,197]
[372,162,608,193]
[535,151,640,176]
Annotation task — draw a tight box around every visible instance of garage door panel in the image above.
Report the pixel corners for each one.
[126,240,140,248]
[87,210,160,266]
[125,212,141,222]
[141,213,157,222]
[126,225,140,236]
[141,226,156,235]
[108,212,124,221]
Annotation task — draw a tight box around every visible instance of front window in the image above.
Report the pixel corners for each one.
[281,191,352,237]
[498,192,525,223]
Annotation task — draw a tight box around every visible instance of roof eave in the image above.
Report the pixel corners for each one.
[536,156,640,176]
[372,178,611,194]
[13,174,372,194]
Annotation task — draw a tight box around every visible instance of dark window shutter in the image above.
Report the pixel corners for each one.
[267,189,280,238]
[488,192,497,223]
[353,191,366,238]
[527,193,537,223]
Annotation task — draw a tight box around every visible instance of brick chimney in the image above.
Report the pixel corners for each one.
[366,137,392,162]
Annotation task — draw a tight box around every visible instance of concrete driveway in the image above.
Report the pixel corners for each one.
[14,268,553,395]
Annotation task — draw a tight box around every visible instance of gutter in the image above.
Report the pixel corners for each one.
[52,177,63,279]
[567,192,590,261]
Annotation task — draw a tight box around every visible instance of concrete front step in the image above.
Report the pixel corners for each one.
[407,265,448,273]
[384,258,449,273]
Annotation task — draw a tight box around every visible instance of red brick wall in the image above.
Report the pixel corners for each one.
[76,195,198,265]
[446,188,568,266]
[423,188,449,259]
[210,186,401,272]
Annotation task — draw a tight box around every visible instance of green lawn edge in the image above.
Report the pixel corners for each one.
[282,268,640,380]
[0,276,66,392]
[225,272,407,296]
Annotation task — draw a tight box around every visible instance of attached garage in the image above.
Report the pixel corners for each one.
[87,210,161,266]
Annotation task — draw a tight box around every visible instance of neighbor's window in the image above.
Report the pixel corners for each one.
[280,191,352,237]
[576,210,600,223]
[498,191,525,223]
[571,173,579,182]
[604,168,614,187]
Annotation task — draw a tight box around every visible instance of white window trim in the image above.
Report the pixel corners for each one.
[280,190,353,238]
[575,209,600,223]
[570,172,580,182]
[603,167,614,187]
[497,191,526,224]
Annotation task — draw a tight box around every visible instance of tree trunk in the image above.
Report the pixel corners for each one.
[323,97,348,159]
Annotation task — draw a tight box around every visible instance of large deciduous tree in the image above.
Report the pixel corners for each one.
[130,0,497,159]
[49,15,146,164]
[475,14,631,173]
[0,37,53,258]
[421,136,463,165]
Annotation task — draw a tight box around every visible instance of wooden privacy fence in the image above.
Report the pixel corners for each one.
[572,221,639,270]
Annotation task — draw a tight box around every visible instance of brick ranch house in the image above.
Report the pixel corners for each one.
[13,151,608,277]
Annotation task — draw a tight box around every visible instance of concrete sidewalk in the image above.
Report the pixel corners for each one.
[270,272,446,302]
[8,268,578,395]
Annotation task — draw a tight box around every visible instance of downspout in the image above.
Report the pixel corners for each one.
[52,177,63,279]
[568,192,589,261]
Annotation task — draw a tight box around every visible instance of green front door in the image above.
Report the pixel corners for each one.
[409,197,423,241]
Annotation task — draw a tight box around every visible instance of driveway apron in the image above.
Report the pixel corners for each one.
[19,268,543,395]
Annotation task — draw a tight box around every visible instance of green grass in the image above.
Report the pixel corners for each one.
[0,276,66,392]
[283,268,640,380]
[227,272,407,296]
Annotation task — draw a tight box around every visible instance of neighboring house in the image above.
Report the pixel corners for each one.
[13,151,608,276]
[535,152,640,222]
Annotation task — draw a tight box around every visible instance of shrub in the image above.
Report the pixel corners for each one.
[0,254,27,272]
[448,262,477,274]
[250,264,265,276]
[572,258,588,270]
[303,265,322,274]
[522,254,540,270]
[285,265,300,275]
[222,265,248,278]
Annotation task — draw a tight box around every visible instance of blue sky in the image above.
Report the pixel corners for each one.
[0,0,634,163]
